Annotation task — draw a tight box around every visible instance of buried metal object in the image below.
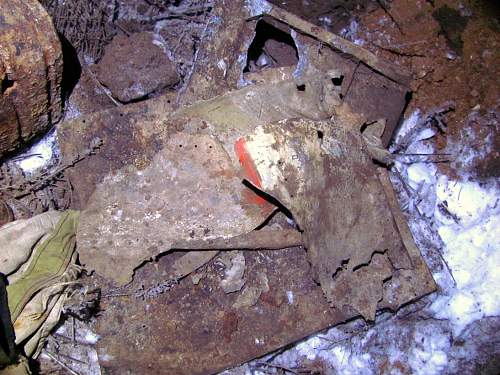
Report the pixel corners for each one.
[55,1,435,373]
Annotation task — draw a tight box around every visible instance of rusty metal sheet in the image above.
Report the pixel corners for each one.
[94,224,434,375]
[77,131,273,285]
[59,73,426,296]
[57,69,343,211]
[0,0,63,155]
[232,119,414,321]
[180,0,409,146]
[57,92,178,209]
[54,2,436,370]
[70,115,436,373]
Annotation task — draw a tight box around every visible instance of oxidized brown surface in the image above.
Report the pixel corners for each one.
[180,1,409,146]
[95,247,345,375]
[95,213,434,375]
[76,131,270,285]
[57,2,436,372]
[86,119,435,375]
[57,92,178,209]
[0,0,63,155]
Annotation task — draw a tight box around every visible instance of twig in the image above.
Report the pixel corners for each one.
[72,316,76,347]
[53,352,88,366]
[175,13,214,106]
[43,350,81,375]
[254,361,298,374]
[151,4,213,21]
[437,249,457,287]
[100,293,131,299]
[52,333,95,347]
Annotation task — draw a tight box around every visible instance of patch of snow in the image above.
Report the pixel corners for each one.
[46,320,102,375]
[63,100,82,121]
[391,109,421,148]
[407,322,451,375]
[318,15,332,26]
[83,329,100,345]
[340,20,364,46]
[15,128,59,174]
[392,110,500,337]
[430,177,499,335]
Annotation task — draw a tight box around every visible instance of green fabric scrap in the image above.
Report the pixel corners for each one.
[6,211,79,323]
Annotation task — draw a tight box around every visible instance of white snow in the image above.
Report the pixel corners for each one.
[286,290,294,305]
[15,128,59,174]
[337,19,366,46]
[430,176,499,335]
[83,330,100,345]
[408,324,451,375]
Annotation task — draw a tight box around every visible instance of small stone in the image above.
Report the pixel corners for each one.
[94,32,179,103]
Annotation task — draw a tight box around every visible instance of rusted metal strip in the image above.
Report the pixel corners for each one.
[259,4,411,86]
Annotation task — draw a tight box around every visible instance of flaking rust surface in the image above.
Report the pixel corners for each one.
[95,232,434,375]
[238,119,416,320]
[57,92,178,209]
[182,0,409,146]
[77,132,269,285]
[91,117,435,374]
[59,2,435,369]
[0,0,63,155]
[96,247,348,375]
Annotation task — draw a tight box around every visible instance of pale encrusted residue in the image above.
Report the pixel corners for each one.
[217,58,228,77]
[220,251,246,293]
[245,127,282,190]
[291,29,308,80]
[16,128,60,174]
[244,0,272,17]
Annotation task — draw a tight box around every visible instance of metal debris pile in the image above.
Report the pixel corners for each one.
[1,1,437,374]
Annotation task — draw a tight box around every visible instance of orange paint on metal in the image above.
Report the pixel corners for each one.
[235,138,270,208]
[235,138,263,189]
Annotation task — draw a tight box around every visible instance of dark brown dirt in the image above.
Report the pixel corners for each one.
[352,0,500,179]
[269,0,499,180]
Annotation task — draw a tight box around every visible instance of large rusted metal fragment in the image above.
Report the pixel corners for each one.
[180,0,409,146]
[0,0,63,155]
[59,70,341,210]
[62,103,434,374]
[94,215,434,375]
[76,131,273,285]
[233,119,417,321]
[54,2,436,372]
